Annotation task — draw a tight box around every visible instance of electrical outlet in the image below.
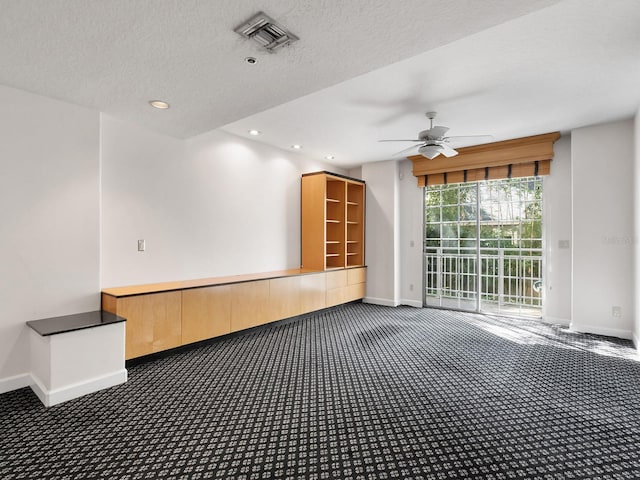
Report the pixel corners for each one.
[612,306,622,318]
[138,239,145,252]
[559,240,570,249]
[409,284,414,291]
[410,240,415,247]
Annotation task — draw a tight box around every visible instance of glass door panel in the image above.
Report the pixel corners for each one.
[424,177,543,317]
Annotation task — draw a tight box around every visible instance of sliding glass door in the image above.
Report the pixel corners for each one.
[424,177,543,317]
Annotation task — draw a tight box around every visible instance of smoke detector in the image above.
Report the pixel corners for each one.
[234,12,299,52]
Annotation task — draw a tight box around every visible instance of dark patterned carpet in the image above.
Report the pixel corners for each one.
[2,303,640,479]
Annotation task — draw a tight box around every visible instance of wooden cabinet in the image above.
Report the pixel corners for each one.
[325,269,347,307]
[302,172,365,270]
[102,291,181,360]
[326,267,367,306]
[103,268,365,360]
[346,267,367,302]
[182,285,231,345]
[299,272,326,314]
[268,276,302,322]
[230,280,270,332]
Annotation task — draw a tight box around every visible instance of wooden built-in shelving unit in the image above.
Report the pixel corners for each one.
[301,171,365,271]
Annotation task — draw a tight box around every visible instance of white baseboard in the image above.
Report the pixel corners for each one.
[542,316,571,327]
[0,373,31,394]
[569,323,633,340]
[633,331,640,351]
[400,299,423,308]
[363,297,400,307]
[30,369,127,407]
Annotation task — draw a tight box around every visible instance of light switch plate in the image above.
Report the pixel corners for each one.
[138,239,145,252]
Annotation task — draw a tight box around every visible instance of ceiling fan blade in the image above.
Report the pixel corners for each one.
[445,134,494,145]
[440,143,459,158]
[392,144,421,157]
[378,139,422,142]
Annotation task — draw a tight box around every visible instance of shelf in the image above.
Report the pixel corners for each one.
[302,172,364,271]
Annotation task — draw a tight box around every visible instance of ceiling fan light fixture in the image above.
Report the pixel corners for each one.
[419,144,443,159]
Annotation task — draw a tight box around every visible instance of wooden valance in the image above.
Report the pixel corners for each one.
[409,132,560,186]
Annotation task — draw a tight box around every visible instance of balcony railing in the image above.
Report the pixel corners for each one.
[425,247,542,317]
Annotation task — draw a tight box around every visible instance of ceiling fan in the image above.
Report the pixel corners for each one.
[379,112,493,159]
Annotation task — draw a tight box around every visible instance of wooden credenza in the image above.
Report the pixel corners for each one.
[102,267,366,360]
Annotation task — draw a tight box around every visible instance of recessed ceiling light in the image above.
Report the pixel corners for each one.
[245,57,257,65]
[248,129,261,136]
[325,155,335,160]
[291,144,302,150]
[149,100,170,109]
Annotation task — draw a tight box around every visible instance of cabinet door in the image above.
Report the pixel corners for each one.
[345,282,366,302]
[300,273,326,313]
[345,267,367,302]
[325,270,348,307]
[182,285,231,345]
[230,280,270,332]
[347,267,366,285]
[269,276,301,321]
[118,291,182,359]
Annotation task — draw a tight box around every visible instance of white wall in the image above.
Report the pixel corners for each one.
[542,135,572,325]
[571,119,635,339]
[348,166,362,179]
[361,160,401,306]
[101,115,343,287]
[399,160,424,307]
[0,85,100,391]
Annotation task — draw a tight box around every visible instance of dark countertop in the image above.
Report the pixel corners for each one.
[27,310,126,336]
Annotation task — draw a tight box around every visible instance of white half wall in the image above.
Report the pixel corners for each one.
[101,115,343,287]
[29,323,126,407]
[361,160,401,306]
[0,85,100,390]
[542,135,572,325]
[571,119,635,339]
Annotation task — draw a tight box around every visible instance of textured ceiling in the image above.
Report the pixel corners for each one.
[2,0,639,168]
[0,0,560,141]
[222,0,640,166]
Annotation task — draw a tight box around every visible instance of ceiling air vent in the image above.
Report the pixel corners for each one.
[234,12,299,52]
